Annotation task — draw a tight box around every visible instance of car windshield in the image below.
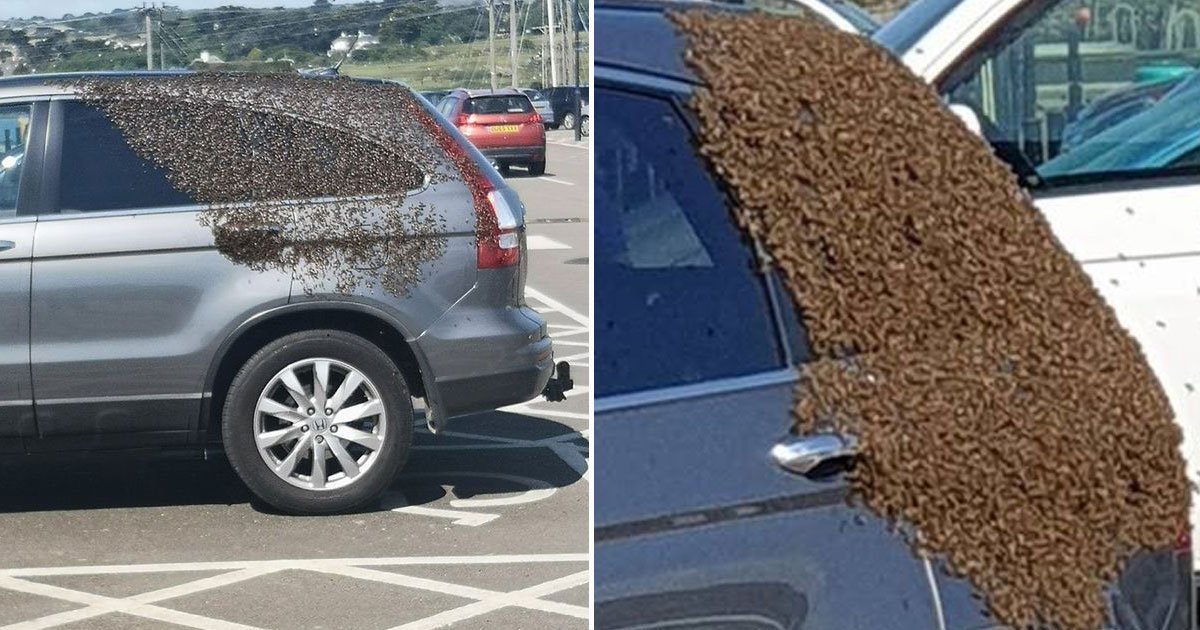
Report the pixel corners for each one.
[873,0,963,54]
[464,95,534,114]
[521,89,546,101]
[1039,72,1200,178]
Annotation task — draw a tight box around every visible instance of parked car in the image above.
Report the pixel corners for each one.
[0,72,567,515]
[595,2,1193,629]
[875,0,1200,576]
[519,87,555,126]
[782,0,879,33]
[437,88,547,175]
[547,85,590,129]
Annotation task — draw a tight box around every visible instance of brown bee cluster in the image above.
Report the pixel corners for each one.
[69,73,474,295]
[671,9,1190,629]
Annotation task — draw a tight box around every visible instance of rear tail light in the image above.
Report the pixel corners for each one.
[527,112,543,124]
[455,113,472,126]
[478,188,520,269]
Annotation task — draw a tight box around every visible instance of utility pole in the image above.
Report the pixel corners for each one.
[487,0,497,89]
[563,0,573,87]
[573,0,581,141]
[144,4,154,70]
[546,0,558,87]
[509,0,518,87]
[159,17,166,69]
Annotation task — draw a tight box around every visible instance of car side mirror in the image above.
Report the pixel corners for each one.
[948,103,983,136]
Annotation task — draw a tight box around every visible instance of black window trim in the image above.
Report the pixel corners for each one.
[594,72,813,408]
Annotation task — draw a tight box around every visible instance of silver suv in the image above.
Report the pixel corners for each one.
[0,72,567,514]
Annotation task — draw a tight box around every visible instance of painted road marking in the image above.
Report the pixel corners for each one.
[527,235,572,250]
[527,286,590,326]
[0,556,590,630]
[388,570,591,630]
[537,176,576,186]
[387,503,500,527]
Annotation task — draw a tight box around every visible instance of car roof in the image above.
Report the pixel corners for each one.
[0,70,193,98]
[455,87,528,98]
[0,70,412,99]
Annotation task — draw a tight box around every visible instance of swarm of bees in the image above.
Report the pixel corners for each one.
[68,73,486,296]
[673,9,1190,630]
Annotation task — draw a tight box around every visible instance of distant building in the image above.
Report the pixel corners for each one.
[105,36,145,50]
[327,30,380,57]
[195,51,224,64]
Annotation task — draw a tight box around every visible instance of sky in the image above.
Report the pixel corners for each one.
[0,0,349,20]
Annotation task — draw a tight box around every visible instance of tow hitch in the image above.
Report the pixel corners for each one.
[542,361,573,402]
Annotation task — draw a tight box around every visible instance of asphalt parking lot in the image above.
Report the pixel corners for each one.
[0,131,591,630]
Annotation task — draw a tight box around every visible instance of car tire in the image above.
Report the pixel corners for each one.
[222,329,413,515]
[528,160,546,176]
[561,112,576,130]
[497,162,511,176]
[580,115,590,137]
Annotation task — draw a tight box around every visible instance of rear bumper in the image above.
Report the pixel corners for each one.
[437,357,554,418]
[415,271,555,419]
[478,146,546,163]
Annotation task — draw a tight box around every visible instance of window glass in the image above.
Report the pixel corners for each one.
[946,0,1200,185]
[464,95,533,115]
[595,88,784,398]
[0,105,31,217]
[59,102,194,212]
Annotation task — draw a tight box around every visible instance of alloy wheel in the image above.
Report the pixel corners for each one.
[254,358,387,490]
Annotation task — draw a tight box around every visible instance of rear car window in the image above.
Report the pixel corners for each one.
[595,88,784,397]
[59,101,195,212]
[464,95,533,115]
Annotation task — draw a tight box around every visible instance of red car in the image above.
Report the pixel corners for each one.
[437,88,546,175]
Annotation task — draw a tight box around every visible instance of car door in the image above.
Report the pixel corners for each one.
[594,78,942,630]
[905,0,1197,624]
[0,100,45,451]
[27,98,291,447]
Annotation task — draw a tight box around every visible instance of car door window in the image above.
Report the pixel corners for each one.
[58,101,195,212]
[595,87,784,398]
[0,105,32,218]
[945,0,1200,186]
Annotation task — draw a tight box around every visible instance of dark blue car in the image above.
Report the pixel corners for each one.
[594,1,1193,628]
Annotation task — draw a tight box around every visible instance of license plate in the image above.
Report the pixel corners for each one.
[489,125,520,133]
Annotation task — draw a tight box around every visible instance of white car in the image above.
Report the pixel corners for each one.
[789,0,880,33]
[876,0,1200,565]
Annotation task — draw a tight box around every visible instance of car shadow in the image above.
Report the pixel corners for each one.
[0,411,587,515]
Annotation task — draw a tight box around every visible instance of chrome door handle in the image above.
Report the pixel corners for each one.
[0,240,15,252]
[771,432,858,476]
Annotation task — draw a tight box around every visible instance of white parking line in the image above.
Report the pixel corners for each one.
[537,176,576,186]
[0,555,589,578]
[387,570,590,630]
[527,235,572,250]
[0,557,590,630]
